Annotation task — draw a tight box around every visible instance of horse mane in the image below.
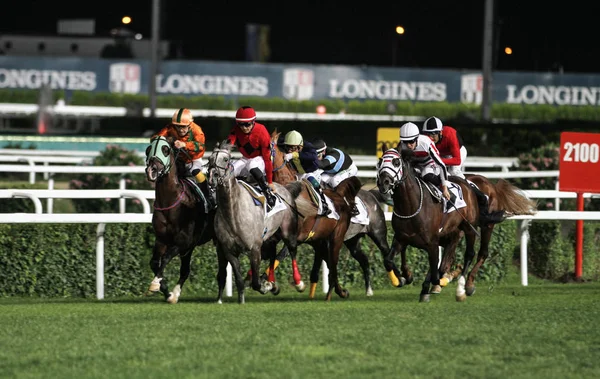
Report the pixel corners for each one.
[494,179,538,215]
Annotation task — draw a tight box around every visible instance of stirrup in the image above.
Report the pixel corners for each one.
[351,204,359,217]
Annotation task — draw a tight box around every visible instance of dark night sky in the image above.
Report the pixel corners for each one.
[0,0,597,73]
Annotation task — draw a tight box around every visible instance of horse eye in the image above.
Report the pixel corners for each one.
[392,158,400,167]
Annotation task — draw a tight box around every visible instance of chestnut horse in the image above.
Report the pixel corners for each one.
[144,136,215,304]
[376,143,536,302]
[270,130,393,297]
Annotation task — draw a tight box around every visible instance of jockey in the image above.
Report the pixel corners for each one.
[153,108,207,183]
[227,106,276,207]
[421,116,467,179]
[152,108,214,209]
[283,130,330,216]
[313,139,360,216]
[421,116,504,225]
[399,122,451,201]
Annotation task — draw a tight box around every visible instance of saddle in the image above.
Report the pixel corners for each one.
[180,177,213,213]
[238,180,273,210]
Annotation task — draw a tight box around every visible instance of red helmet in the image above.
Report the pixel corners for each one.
[235,106,256,122]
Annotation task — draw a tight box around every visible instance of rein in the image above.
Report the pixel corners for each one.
[153,179,186,211]
[379,152,424,219]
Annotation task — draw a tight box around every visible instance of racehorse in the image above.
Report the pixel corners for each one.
[144,136,215,304]
[376,143,536,302]
[270,130,393,297]
[207,139,299,304]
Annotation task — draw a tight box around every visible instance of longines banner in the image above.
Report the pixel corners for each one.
[1,56,600,106]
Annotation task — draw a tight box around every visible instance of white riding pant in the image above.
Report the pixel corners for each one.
[232,156,266,179]
[185,158,205,176]
[416,161,446,185]
[298,169,323,183]
[444,146,467,179]
[320,163,358,188]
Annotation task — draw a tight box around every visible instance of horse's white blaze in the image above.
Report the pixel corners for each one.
[148,277,162,292]
[167,284,181,304]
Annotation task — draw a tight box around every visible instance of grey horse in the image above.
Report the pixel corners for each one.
[208,139,299,304]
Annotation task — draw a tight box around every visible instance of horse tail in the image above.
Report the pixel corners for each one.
[494,179,538,215]
[335,176,363,211]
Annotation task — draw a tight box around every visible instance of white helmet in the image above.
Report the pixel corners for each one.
[399,122,420,142]
[422,116,443,134]
[284,130,304,146]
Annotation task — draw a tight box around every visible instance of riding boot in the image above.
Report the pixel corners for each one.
[308,177,330,216]
[192,170,216,211]
[250,168,276,208]
[470,184,505,225]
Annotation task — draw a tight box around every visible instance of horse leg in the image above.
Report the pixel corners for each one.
[325,233,349,301]
[457,230,478,302]
[260,240,280,295]
[344,235,373,296]
[216,243,228,304]
[249,248,272,295]
[166,247,193,304]
[227,253,246,304]
[272,243,305,292]
[439,233,461,287]
[308,242,326,299]
[465,225,494,296]
[384,234,408,287]
[421,244,441,302]
[147,241,167,295]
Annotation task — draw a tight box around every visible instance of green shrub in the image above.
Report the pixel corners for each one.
[68,144,152,213]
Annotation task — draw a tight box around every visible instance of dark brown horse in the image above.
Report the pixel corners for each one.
[283,176,363,300]
[270,130,393,297]
[376,143,536,302]
[144,136,215,303]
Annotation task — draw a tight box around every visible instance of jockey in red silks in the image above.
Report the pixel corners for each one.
[227,106,276,207]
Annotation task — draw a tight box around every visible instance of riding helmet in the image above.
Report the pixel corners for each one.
[422,116,443,134]
[171,108,193,126]
[284,130,304,146]
[235,106,257,122]
[399,122,420,141]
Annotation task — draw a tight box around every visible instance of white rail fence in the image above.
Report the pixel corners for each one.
[2,188,600,299]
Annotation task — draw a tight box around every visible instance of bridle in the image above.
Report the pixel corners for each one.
[376,149,423,219]
[209,147,234,186]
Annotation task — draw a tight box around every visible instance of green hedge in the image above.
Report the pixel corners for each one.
[0,220,519,298]
[4,89,600,122]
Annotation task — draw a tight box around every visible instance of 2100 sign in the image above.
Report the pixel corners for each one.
[562,142,599,163]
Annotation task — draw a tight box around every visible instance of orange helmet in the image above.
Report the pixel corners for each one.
[171,108,193,126]
[235,106,257,122]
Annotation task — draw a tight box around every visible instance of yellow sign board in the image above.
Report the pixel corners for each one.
[376,127,400,158]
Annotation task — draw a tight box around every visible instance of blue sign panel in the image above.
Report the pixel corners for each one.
[1,56,599,106]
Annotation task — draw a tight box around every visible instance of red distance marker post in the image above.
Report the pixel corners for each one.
[559,132,600,280]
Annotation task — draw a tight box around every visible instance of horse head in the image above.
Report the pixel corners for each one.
[145,136,176,182]
[376,143,417,194]
[208,139,234,186]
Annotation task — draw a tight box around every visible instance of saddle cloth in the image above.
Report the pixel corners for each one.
[181,177,209,213]
[237,180,287,218]
[439,182,467,213]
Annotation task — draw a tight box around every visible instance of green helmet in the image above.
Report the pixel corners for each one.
[284,130,304,146]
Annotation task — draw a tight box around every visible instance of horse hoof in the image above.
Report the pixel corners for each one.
[270,283,280,296]
[366,287,374,297]
[439,277,450,287]
[466,286,476,296]
[456,294,467,302]
[430,285,442,294]
[405,275,414,285]
[217,299,223,304]
[419,294,430,303]
[295,281,306,293]
[167,295,178,304]
[340,289,349,299]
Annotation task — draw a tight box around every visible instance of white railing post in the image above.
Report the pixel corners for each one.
[119,177,126,213]
[47,176,54,214]
[322,260,329,293]
[96,223,106,300]
[226,263,232,297]
[520,219,531,286]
